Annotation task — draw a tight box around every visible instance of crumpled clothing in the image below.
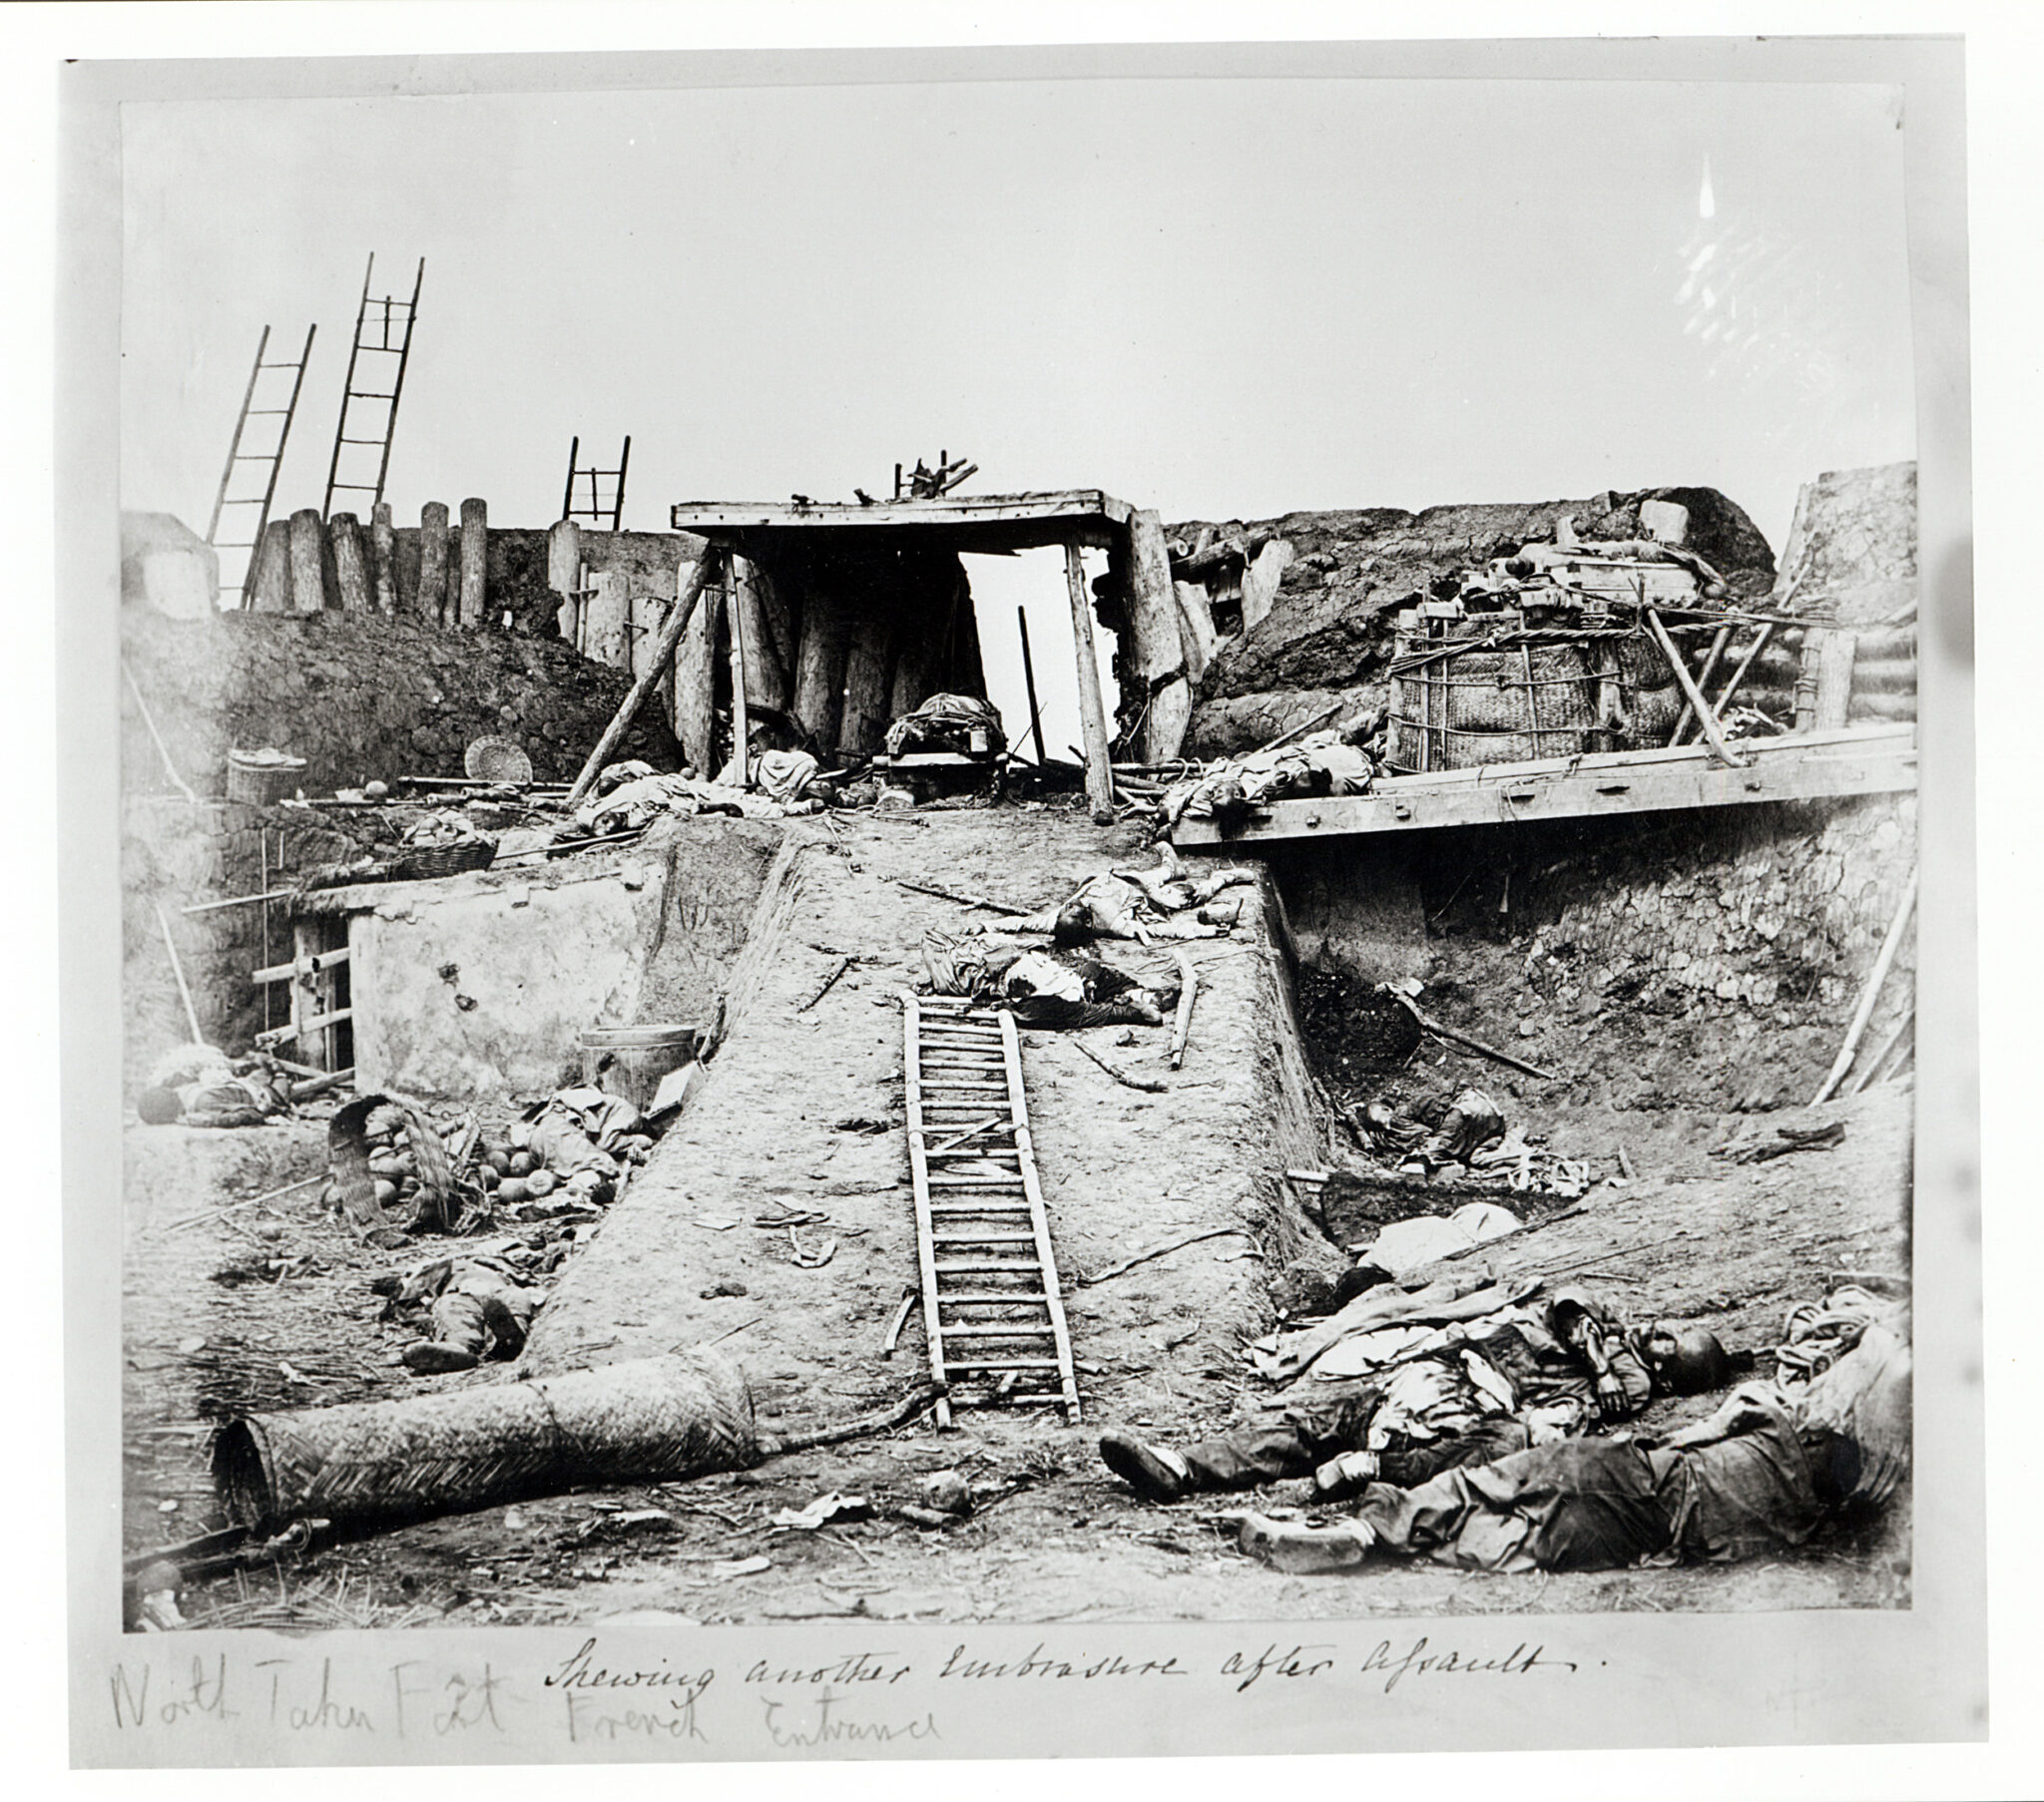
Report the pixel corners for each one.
[751,748,819,804]
[1160,729,1374,829]
[1775,1285,1903,1388]
[407,1256,539,1359]
[884,692,1003,758]
[578,772,704,833]
[1411,1089,1506,1168]
[1355,1200,1521,1278]
[546,1086,648,1152]
[921,932,993,998]
[1364,1355,1503,1450]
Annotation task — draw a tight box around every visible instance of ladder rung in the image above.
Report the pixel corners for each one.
[936,1290,1050,1303]
[931,1231,1039,1243]
[942,1358,1062,1371]
[930,1205,1031,1216]
[937,1326,1056,1339]
[351,392,398,401]
[245,408,293,415]
[934,1261,1039,1273]
[338,436,387,446]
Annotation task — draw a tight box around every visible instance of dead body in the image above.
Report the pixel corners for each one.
[1234,1322,1909,1576]
[1100,1284,1731,1503]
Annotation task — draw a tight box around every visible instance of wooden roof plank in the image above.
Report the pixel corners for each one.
[1172,724,1917,846]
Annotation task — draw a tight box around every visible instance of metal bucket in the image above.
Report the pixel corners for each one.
[577,1023,701,1113]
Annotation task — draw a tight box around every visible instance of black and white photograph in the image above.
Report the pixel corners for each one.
[49,13,2002,1777]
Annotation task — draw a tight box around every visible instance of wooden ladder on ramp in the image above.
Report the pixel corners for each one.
[903,995,1082,1428]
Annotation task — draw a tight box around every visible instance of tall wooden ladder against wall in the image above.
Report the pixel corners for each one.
[562,435,632,530]
[903,996,1083,1428]
[206,324,316,607]
[322,253,425,518]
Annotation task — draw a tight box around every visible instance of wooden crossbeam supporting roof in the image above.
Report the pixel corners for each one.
[668,489,1134,554]
[1172,723,1917,847]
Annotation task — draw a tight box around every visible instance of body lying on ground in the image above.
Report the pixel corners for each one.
[922,933,1181,1028]
[1234,1319,1909,1575]
[1100,1282,1731,1504]
[1155,725,1376,839]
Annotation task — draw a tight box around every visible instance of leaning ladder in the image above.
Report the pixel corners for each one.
[903,995,1082,1427]
[322,253,425,518]
[206,323,316,607]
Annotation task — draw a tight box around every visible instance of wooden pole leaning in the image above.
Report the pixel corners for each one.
[565,545,725,808]
[1064,541,1117,822]
[1645,608,1748,768]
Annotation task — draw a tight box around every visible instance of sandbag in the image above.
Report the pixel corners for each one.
[213,1349,760,1533]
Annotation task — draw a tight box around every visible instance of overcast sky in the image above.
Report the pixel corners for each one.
[120,71,1916,753]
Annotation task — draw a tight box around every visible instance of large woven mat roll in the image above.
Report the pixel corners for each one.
[214,1351,760,1533]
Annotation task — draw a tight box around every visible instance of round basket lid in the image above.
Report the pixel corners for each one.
[463,735,533,783]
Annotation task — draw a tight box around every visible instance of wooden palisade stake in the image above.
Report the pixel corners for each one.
[1064,542,1117,821]
[566,546,725,807]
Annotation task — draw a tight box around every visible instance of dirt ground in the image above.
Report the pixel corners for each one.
[121,804,1912,1631]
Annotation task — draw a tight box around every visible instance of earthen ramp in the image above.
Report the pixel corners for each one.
[522,811,1335,1440]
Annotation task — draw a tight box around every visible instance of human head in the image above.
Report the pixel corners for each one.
[1637,1321,1733,1396]
[137,1086,184,1125]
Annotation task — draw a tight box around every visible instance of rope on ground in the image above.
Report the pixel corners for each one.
[1077,1227,1253,1287]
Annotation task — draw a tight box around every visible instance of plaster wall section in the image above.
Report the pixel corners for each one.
[340,818,782,1104]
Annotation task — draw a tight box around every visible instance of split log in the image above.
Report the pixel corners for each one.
[674,567,726,775]
[1065,543,1117,821]
[329,512,371,612]
[838,613,894,755]
[791,596,849,749]
[417,501,450,623]
[1811,628,1858,730]
[948,574,988,696]
[369,503,398,613]
[738,558,792,713]
[547,517,581,645]
[287,509,324,614]
[1125,510,1192,762]
[584,568,633,671]
[457,497,488,629]
[249,520,291,613]
[566,547,724,807]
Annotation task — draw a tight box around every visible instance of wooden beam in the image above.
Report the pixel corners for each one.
[1065,541,1117,822]
[1646,607,1747,767]
[566,547,724,807]
[1172,724,1916,846]
[669,490,1134,535]
[1124,509,1192,761]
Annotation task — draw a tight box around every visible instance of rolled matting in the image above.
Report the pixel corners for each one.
[213,1349,760,1532]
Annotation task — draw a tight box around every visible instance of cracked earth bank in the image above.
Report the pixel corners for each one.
[128,807,1909,1629]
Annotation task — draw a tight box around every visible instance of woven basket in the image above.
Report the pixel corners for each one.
[388,838,497,882]
[212,1350,761,1532]
[464,734,534,784]
[226,750,307,805]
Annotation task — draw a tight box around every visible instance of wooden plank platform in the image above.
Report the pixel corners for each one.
[1172,723,1916,847]
[670,490,1134,553]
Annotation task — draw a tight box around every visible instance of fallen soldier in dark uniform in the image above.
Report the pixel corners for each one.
[1100,1283,1731,1504]
[1232,1319,1908,1574]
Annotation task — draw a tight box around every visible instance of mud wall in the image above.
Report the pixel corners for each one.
[1169,487,1777,758]
[1273,791,1915,1114]
[338,818,782,1104]
[121,609,684,800]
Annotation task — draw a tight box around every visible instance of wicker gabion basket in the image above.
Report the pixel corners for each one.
[212,1349,761,1534]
